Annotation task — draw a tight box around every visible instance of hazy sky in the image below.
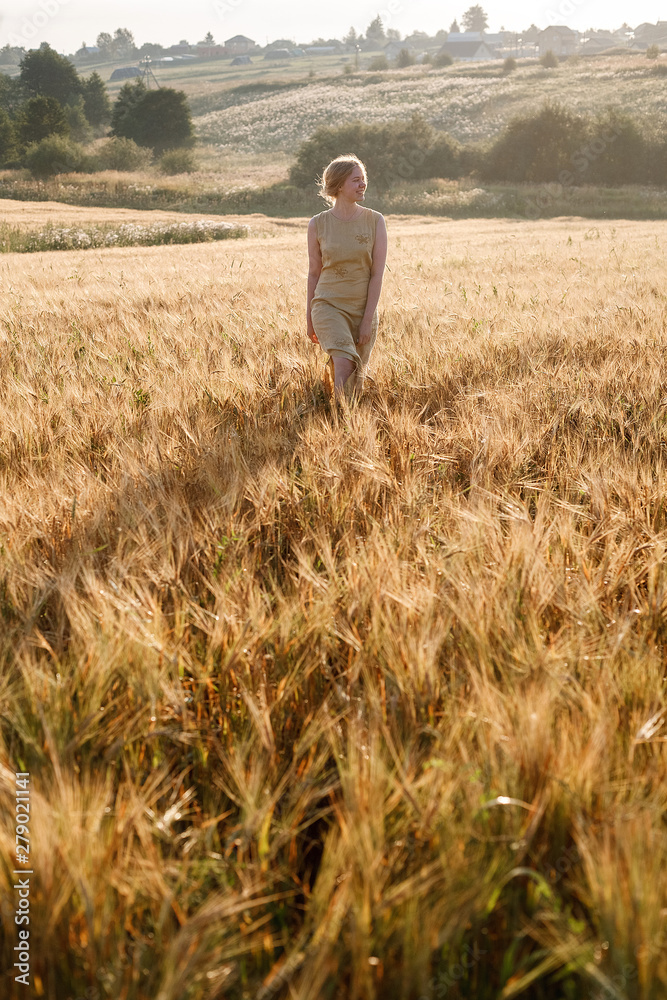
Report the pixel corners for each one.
[0,0,662,53]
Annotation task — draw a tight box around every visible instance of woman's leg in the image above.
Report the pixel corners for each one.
[333,356,356,394]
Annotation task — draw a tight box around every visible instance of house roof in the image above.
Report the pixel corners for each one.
[539,25,577,36]
[440,40,493,56]
[225,34,255,44]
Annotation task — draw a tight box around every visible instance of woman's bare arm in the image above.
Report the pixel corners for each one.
[358,215,388,344]
[306,218,322,343]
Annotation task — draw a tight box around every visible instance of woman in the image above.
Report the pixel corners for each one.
[307,155,388,398]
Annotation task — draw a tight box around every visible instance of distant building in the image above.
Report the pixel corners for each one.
[305,45,339,55]
[438,33,497,61]
[633,21,667,47]
[384,40,410,59]
[194,44,226,58]
[225,34,255,55]
[537,25,577,57]
[264,48,292,60]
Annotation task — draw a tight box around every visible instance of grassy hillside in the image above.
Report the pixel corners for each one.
[1,214,667,999]
[191,54,667,153]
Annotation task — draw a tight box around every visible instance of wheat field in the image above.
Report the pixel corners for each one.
[1,212,666,1000]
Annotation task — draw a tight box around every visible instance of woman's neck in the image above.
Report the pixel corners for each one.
[331,199,362,221]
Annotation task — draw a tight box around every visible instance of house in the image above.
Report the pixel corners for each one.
[633,22,667,48]
[438,33,497,61]
[383,40,409,59]
[537,25,577,57]
[580,30,621,54]
[225,34,255,55]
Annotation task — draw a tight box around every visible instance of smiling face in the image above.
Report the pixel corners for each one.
[336,167,367,204]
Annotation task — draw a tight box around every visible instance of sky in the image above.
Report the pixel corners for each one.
[0,0,663,53]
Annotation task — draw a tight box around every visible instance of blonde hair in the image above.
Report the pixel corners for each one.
[319,155,367,205]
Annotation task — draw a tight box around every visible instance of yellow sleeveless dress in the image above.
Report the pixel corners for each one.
[311,207,380,378]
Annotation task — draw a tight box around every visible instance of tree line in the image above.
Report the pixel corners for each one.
[0,44,194,174]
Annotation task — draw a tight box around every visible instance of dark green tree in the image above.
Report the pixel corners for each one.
[113,28,136,57]
[96,32,114,57]
[461,6,489,31]
[81,71,111,127]
[110,79,147,137]
[0,107,17,164]
[19,44,81,105]
[366,16,386,44]
[112,86,194,154]
[0,72,26,117]
[17,95,69,147]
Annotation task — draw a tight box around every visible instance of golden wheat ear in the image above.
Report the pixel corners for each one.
[322,357,335,400]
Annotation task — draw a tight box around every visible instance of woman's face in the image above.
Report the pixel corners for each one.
[337,168,367,203]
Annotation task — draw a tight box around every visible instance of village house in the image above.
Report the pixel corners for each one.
[438,32,497,61]
[633,21,667,48]
[537,25,577,57]
[224,35,255,55]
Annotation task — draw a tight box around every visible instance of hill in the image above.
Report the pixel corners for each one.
[188,54,667,154]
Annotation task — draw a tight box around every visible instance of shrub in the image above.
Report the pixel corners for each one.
[482,103,588,183]
[368,54,388,71]
[432,51,453,68]
[95,136,152,172]
[584,109,647,185]
[64,96,91,143]
[159,148,197,174]
[646,44,660,59]
[396,48,415,68]
[503,56,517,73]
[290,114,435,192]
[24,135,91,178]
[540,49,559,68]
[422,132,462,179]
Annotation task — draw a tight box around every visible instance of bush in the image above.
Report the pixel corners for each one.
[422,133,462,179]
[24,135,91,178]
[503,57,517,73]
[482,103,588,183]
[159,148,197,174]
[432,51,453,68]
[368,54,388,71]
[646,44,660,59]
[290,114,436,192]
[396,48,415,68]
[584,109,647,185]
[95,136,152,171]
[540,49,559,68]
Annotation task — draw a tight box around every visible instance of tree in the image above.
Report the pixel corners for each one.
[449,19,460,33]
[203,31,215,44]
[64,95,90,142]
[461,6,488,32]
[0,72,26,117]
[114,28,136,57]
[20,45,81,105]
[110,79,146,137]
[112,87,194,155]
[366,16,386,45]
[344,26,358,46]
[81,72,111,127]
[0,107,17,164]
[522,24,540,43]
[17,95,69,147]
[96,32,114,57]
[396,48,415,68]
[387,28,402,41]
[137,42,166,58]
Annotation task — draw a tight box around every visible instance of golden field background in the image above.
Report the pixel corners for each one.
[1,211,667,999]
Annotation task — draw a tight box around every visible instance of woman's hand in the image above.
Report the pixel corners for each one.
[307,321,319,344]
[357,315,373,346]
